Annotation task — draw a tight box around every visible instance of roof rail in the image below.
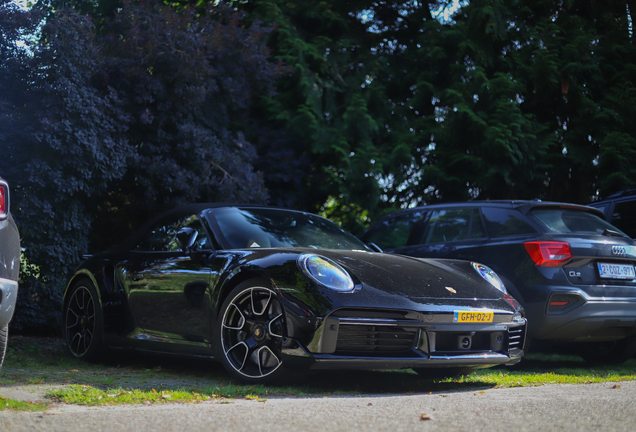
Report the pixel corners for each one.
[604,189,636,199]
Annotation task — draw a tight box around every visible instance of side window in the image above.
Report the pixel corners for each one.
[135,214,208,252]
[364,211,425,250]
[612,201,636,238]
[482,208,537,238]
[420,209,472,244]
[471,209,486,239]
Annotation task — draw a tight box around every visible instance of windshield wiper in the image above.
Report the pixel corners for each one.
[602,228,629,238]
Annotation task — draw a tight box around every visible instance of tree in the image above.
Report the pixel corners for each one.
[235,0,404,232]
[0,1,282,330]
[377,0,636,206]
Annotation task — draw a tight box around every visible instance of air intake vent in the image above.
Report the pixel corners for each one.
[508,326,525,350]
[335,325,417,355]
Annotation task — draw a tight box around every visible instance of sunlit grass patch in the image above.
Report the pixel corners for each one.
[47,383,312,406]
[47,385,213,406]
[0,395,49,412]
[436,356,636,387]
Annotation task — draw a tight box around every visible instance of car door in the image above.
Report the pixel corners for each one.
[361,210,427,251]
[393,208,488,260]
[119,213,214,351]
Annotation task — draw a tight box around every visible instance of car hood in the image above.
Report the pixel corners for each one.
[303,249,502,301]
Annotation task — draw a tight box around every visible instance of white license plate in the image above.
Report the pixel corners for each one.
[453,311,493,323]
[597,262,636,279]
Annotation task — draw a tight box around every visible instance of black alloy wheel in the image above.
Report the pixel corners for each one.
[218,280,290,383]
[63,280,104,361]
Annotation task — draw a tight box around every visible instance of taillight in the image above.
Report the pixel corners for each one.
[0,181,7,219]
[523,241,572,267]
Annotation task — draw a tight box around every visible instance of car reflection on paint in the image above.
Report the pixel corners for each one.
[63,204,526,384]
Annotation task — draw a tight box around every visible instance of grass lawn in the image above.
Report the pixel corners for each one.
[1,335,635,409]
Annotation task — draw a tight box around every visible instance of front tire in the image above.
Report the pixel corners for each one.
[216,279,300,384]
[63,279,104,362]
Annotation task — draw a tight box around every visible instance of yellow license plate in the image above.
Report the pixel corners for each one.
[454,311,494,323]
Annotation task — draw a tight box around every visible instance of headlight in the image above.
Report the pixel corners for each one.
[298,254,355,292]
[471,262,507,294]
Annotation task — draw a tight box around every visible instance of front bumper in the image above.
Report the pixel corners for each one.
[282,315,527,370]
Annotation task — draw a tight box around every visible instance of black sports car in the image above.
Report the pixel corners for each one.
[63,204,527,383]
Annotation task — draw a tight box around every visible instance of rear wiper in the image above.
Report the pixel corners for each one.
[602,228,629,238]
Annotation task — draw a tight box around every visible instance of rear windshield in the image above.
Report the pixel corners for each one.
[529,208,628,236]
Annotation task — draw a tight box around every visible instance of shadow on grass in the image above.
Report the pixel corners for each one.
[489,342,636,378]
[12,335,636,398]
[3,335,496,397]
[94,350,497,395]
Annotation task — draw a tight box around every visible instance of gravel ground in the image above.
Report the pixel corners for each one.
[1,380,635,431]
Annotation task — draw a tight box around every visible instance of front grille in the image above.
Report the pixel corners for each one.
[508,326,525,350]
[335,325,418,355]
[434,331,503,352]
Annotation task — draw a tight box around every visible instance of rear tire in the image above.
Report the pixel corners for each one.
[0,325,8,369]
[576,337,636,364]
[63,279,105,362]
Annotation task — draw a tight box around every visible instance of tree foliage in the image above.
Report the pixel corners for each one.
[0,0,281,330]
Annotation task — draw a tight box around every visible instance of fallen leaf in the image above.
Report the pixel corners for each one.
[368,403,373,406]
[610,384,621,389]
[474,391,487,395]
[420,414,433,421]
[152,388,158,393]
[67,369,80,373]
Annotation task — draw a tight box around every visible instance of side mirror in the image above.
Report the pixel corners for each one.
[176,227,198,252]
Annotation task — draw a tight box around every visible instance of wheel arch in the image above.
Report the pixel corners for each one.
[215,269,278,315]
[63,270,103,311]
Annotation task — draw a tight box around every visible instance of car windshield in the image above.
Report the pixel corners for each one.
[208,207,371,251]
[529,208,629,236]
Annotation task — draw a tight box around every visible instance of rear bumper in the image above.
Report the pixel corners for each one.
[525,288,636,342]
